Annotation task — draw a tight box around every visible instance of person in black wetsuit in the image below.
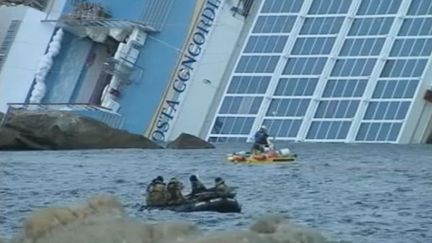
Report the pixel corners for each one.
[189,175,207,196]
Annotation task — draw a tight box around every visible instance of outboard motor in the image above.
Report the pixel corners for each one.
[278,148,291,156]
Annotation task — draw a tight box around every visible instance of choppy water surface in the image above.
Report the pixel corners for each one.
[1,143,431,242]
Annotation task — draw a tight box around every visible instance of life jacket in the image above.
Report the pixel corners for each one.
[166,181,184,204]
[146,182,166,206]
[215,181,228,195]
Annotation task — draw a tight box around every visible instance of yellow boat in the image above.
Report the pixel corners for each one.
[227,148,297,164]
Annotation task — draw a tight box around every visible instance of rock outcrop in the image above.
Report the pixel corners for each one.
[11,195,330,243]
[167,133,215,149]
[0,111,162,150]
[0,126,24,149]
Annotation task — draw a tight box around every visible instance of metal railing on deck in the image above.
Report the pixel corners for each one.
[42,0,175,33]
[42,0,157,34]
[0,0,49,11]
[140,0,174,31]
[1,103,125,129]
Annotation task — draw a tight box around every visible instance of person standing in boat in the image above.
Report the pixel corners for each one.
[251,125,272,154]
[166,177,186,205]
[189,175,207,195]
[146,176,167,206]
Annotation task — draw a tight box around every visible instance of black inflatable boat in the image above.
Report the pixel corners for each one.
[140,191,241,213]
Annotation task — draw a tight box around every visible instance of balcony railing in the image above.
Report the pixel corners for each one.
[0,0,49,11]
[43,0,175,33]
[140,0,174,31]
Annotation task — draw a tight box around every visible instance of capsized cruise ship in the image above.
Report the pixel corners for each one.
[0,0,431,144]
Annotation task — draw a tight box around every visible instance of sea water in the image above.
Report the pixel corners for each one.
[1,143,431,242]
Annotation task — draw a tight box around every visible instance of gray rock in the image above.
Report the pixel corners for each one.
[188,231,264,243]
[249,215,287,234]
[167,133,215,149]
[0,126,32,150]
[0,111,162,150]
[268,223,328,243]
[11,195,330,243]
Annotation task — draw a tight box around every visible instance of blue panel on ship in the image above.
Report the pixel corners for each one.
[116,0,198,134]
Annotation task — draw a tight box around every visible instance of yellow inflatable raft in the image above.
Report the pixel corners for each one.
[227,148,297,164]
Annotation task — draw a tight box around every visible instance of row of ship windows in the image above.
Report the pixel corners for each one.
[253,16,432,36]
[227,76,270,94]
[322,79,418,98]
[274,78,317,96]
[322,79,367,97]
[330,58,377,77]
[219,96,264,115]
[206,0,432,143]
[211,117,303,138]
[262,119,302,138]
[266,99,310,117]
[219,95,410,121]
[314,100,359,119]
[305,121,401,141]
[356,122,402,141]
[227,76,419,100]
[316,100,410,120]
[209,116,402,142]
[306,120,351,139]
[274,78,366,97]
[211,117,255,135]
[245,36,432,58]
[261,0,432,16]
[235,56,427,78]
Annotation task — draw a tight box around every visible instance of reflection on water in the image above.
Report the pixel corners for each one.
[1,143,431,242]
